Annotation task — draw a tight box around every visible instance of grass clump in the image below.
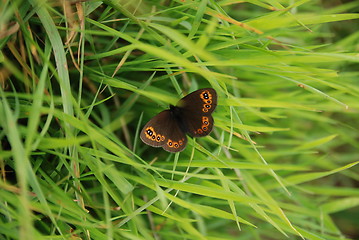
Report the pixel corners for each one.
[1,0,359,239]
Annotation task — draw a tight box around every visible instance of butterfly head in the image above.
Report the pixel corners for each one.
[169,104,181,116]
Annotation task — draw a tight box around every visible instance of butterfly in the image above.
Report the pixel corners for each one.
[140,88,217,152]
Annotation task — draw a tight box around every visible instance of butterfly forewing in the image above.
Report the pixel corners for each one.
[140,110,187,152]
[178,88,217,114]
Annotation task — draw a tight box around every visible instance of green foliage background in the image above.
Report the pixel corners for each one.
[1,0,359,239]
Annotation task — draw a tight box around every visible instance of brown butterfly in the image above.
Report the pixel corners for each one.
[140,88,217,152]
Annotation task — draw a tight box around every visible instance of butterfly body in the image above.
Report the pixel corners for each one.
[168,104,186,131]
[140,88,217,152]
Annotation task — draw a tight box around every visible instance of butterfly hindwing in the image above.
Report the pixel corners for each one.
[140,110,187,152]
[182,112,214,137]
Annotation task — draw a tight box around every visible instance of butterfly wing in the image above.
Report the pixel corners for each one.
[177,88,217,137]
[181,112,214,137]
[140,110,187,152]
[178,88,217,114]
